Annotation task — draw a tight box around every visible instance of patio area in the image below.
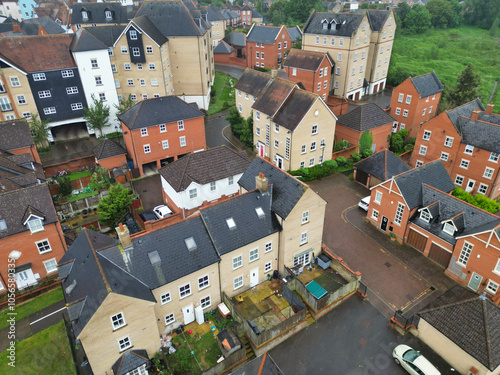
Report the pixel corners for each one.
[296,263,348,295]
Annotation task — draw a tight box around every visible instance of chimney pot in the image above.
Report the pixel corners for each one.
[255,173,268,193]
[486,102,495,115]
[471,109,480,122]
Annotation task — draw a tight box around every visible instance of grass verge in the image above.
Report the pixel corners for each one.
[68,170,92,181]
[206,70,237,116]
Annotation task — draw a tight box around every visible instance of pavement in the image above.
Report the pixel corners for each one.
[131,173,164,211]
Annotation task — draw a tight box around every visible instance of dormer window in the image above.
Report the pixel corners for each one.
[27,217,43,233]
[105,10,112,20]
[419,210,430,223]
[81,10,88,21]
[129,30,137,40]
[226,217,236,230]
[442,222,455,236]
[322,20,328,30]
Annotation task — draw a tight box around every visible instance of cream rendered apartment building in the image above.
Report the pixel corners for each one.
[0,62,37,121]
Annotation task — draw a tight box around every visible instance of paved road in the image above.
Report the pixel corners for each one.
[215,63,245,79]
[205,109,237,150]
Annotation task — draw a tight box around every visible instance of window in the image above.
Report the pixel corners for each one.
[478,183,488,195]
[415,160,423,167]
[423,130,431,141]
[124,63,131,70]
[284,41,287,48]
[402,110,408,118]
[159,124,166,133]
[489,152,499,162]
[337,53,342,62]
[440,152,449,162]
[486,280,499,295]
[118,336,132,351]
[420,210,430,222]
[33,73,46,81]
[264,262,272,273]
[395,108,401,115]
[315,36,319,44]
[360,65,363,73]
[10,77,20,87]
[132,47,140,56]
[334,81,339,88]
[143,144,151,153]
[484,167,494,179]
[464,145,474,155]
[189,188,197,199]
[458,242,473,266]
[394,203,405,225]
[66,86,78,94]
[99,93,106,102]
[429,106,433,114]
[22,112,31,119]
[149,63,155,70]
[38,90,51,98]
[300,232,308,245]
[127,79,134,86]
[256,127,260,136]
[310,142,317,151]
[249,248,259,262]
[351,68,355,76]
[141,128,148,137]
[43,259,57,273]
[300,161,305,168]
[336,67,340,75]
[323,37,327,45]
[265,242,272,253]
[146,46,153,54]
[312,125,318,135]
[43,107,56,115]
[422,108,426,116]
[444,136,453,147]
[61,70,74,78]
[419,146,427,156]
[302,210,309,224]
[165,313,175,325]
[108,48,113,56]
[234,276,243,290]
[294,251,310,267]
[180,136,186,147]
[372,209,379,220]
[309,158,315,167]
[201,296,211,309]
[495,259,500,275]
[362,51,365,59]
[17,95,26,105]
[198,275,209,290]
[274,139,279,149]
[137,63,143,70]
[210,181,216,191]
[301,145,306,154]
[162,140,169,149]
[121,47,128,54]
[129,30,137,39]
[161,293,171,304]
[374,191,382,204]
[115,79,121,88]
[228,176,234,185]
[339,38,343,46]
[238,104,242,113]
[179,283,191,298]
[71,103,83,111]
[442,222,455,236]
[460,159,469,169]
[455,175,464,186]
[278,42,282,49]
[95,76,102,85]
[111,313,126,329]
[90,59,98,68]
[233,255,243,270]
[317,82,321,92]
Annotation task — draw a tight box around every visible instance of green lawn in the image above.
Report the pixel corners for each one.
[206,70,237,115]
[390,27,500,111]
[0,321,76,375]
[68,170,92,181]
[0,288,64,330]
[67,189,98,202]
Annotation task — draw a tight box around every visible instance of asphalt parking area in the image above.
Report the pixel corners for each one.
[131,174,164,210]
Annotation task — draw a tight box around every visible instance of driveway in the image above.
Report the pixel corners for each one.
[131,174,164,210]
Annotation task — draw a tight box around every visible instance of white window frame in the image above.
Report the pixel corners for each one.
[464,145,474,155]
[489,152,499,162]
[200,296,211,309]
[402,109,408,118]
[265,242,272,253]
[394,203,405,225]
[111,312,126,330]
[302,210,309,224]
[160,292,171,305]
[405,95,412,105]
[27,217,43,233]
[443,222,455,236]
[444,136,453,147]
[43,258,57,274]
[371,209,379,220]
[419,146,427,156]
[234,275,244,290]
[189,188,197,199]
[486,280,499,295]
[118,336,132,352]
[455,175,464,186]
[143,144,151,154]
[423,130,431,141]
[460,159,469,169]
[36,239,52,254]
[312,124,318,135]
[483,167,494,179]
[233,255,243,270]
[264,262,272,273]
[374,191,382,204]
[478,183,488,195]
[179,283,192,299]
[165,313,175,325]
[249,248,259,263]
[458,242,473,266]
[180,136,186,147]
[300,231,308,245]
[440,152,449,162]
[198,275,209,290]
[178,120,184,131]
[395,108,401,115]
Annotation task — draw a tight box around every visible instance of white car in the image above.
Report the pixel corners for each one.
[358,196,370,211]
[393,344,441,375]
[153,205,172,219]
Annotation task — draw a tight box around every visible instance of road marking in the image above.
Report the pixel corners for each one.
[221,125,242,150]
[30,307,66,325]
[341,204,358,223]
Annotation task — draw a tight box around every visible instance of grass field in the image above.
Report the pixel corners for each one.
[206,70,237,115]
[0,321,76,375]
[0,288,64,330]
[390,27,500,110]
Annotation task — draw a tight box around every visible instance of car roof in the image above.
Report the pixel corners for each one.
[413,356,441,375]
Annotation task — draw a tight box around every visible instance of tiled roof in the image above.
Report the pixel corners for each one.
[84,25,126,47]
[99,216,220,289]
[0,34,76,72]
[393,160,455,210]
[247,25,283,44]
[0,119,34,151]
[458,116,500,154]
[22,17,65,34]
[337,103,395,132]
[220,9,240,21]
[238,158,309,219]
[234,68,272,97]
[159,146,250,192]
[200,190,281,255]
[446,99,485,129]
[92,139,127,160]
[230,353,284,375]
[253,10,263,19]
[112,350,149,375]
[69,27,108,52]
[283,49,331,71]
[354,150,410,181]
[131,15,168,46]
[410,71,444,98]
[287,26,302,42]
[252,78,296,117]
[206,7,225,21]
[119,96,203,130]
[304,11,364,37]
[71,2,129,25]
[366,10,389,32]
[0,153,40,192]
[214,40,234,54]
[223,30,246,47]
[418,286,500,371]
[272,88,319,131]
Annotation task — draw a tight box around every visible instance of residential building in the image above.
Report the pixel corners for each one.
[322,1,344,13]
[335,103,396,152]
[234,68,273,119]
[220,8,240,28]
[367,160,455,241]
[70,2,129,31]
[18,0,39,20]
[92,138,127,170]
[287,26,302,45]
[353,149,410,188]
[213,40,238,64]
[0,149,46,192]
[119,96,206,176]
[206,7,226,46]
[0,0,22,20]
[283,49,334,100]
[159,145,250,211]
[252,9,264,25]
[223,30,246,59]
[0,118,41,164]
[20,17,66,35]
[246,25,292,69]
[389,71,443,136]
[34,0,71,31]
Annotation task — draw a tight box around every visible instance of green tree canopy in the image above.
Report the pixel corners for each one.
[83,94,110,137]
[359,130,373,154]
[426,0,461,28]
[447,63,481,107]
[405,5,432,34]
[28,113,50,149]
[395,2,411,28]
[114,94,135,120]
[464,0,500,29]
[98,184,133,227]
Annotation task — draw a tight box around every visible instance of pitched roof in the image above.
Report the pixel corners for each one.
[0,34,76,72]
[457,116,500,154]
[283,49,332,71]
[22,17,65,34]
[287,26,302,42]
[206,7,225,21]
[446,99,485,129]
[238,157,309,219]
[71,2,129,25]
[70,27,108,52]
[230,353,284,375]
[409,71,444,98]
[234,68,272,97]
[337,103,395,132]
[200,190,281,255]
[252,78,296,117]
[247,25,283,44]
[366,10,390,32]
[303,11,365,37]
[223,30,246,47]
[214,40,234,54]
[0,119,34,151]
[0,153,41,192]
[83,25,126,47]
[272,88,320,131]
[92,139,127,160]
[119,96,203,130]
[253,10,263,19]
[159,146,250,192]
[354,150,410,181]
[393,160,455,210]
[130,15,168,46]
[112,350,149,375]
[418,286,500,371]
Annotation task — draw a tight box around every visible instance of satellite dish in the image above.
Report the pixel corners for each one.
[9,250,22,260]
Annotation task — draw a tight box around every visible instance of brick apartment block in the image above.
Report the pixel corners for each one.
[246,25,292,70]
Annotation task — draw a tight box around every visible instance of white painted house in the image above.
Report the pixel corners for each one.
[159,146,250,211]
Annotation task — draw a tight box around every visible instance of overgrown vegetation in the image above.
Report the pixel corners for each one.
[89,166,111,192]
[207,71,237,115]
[452,188,500,213]
[333,140,352,152]
[226,107,253,148]
[388,129,415,154]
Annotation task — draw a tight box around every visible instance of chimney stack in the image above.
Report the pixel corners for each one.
[470,109,480,122]
[271,69,278,79]
[116,223,132,249]
[255,172,268,193]
[486,102,495,115]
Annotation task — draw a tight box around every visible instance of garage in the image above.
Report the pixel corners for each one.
[355,169,369,186]
[427,243,452,268]
[407,229,427,252]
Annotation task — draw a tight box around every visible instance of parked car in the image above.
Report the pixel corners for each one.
[153,205,173,219]
[393,345,441,375]
[139,210,157,223]
[358,196,370,211]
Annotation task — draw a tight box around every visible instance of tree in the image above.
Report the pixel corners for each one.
[89,166,111,191]
[28,114,50,149]
[464,0,500,29]
[58,176,73,197]
[404,5,432,34]
[447,63,481,107]
[83,94,110,137]
[114,94,135,118]
[98,184,133,227]
[395,2,411,28]
[359,130,373,155]
[426,0,457,28]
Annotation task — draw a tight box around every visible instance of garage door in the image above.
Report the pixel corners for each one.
[428,243,452,268]
[356,170,369,186]
[407,229,427,252]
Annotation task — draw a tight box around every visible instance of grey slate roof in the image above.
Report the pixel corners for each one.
[99,216,220,289]
[159,145,250,192]
[247,25,283,44]
[70,28,108,52]
[92,139,127,160]
[206,7,225,22]
[238,158,309,219]
[230,353,284,375]
[272,88,319,131]
[446,99,485,129]
[457,115,500,154]
[393,160,455,210]
[303,11,364,37]
[418,286,500,371]
[354,150,410,181]
[337,103,395,132]
[119,96,203,130]
[252,78,297,117]
[287,26,302,42]
[131,15,168,46]
[84,25,126,47]
[0,119,34,151]
[220,9,240,21]
[224,30,246,47]
[71,3,129,25]
[112,349,149,375]
[200,190,281,256]
[410,71,444,99]
[214,40,234,54]
[283,49,331,71]
[366,10,389,32]
[253,10,263,19]
[234,68,272,97]
[22,17,65,34]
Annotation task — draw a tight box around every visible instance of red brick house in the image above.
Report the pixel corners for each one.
[119,96,206,176]
[246,25,291,69]
[92,138,127,170]
[353,149,410,188]
[0,119,41,164]
[389,71,443,137]
[283,49,334,100]
[335,103,396,153]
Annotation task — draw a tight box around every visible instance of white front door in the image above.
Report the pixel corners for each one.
[250,267,259,287]
[465,179,475,192]
[182,304,195,325]
[15,269,37,290]
[276,155,284,170]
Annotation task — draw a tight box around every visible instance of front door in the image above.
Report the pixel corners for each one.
[250,267,259,287]
[276,155,284,170]
[465,179,476,193]
[182,304,195,325]
[258,142,265,158]
[468,272,482,291]
[380,216,388,231]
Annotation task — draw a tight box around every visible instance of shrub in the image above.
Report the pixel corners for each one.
[452,188,500,213]
[333,140,351,152]
[323,160,338,170]
[351,152,361,163]
[58,176,73,197]
[362,149,374,158]
[336,156,348,166]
